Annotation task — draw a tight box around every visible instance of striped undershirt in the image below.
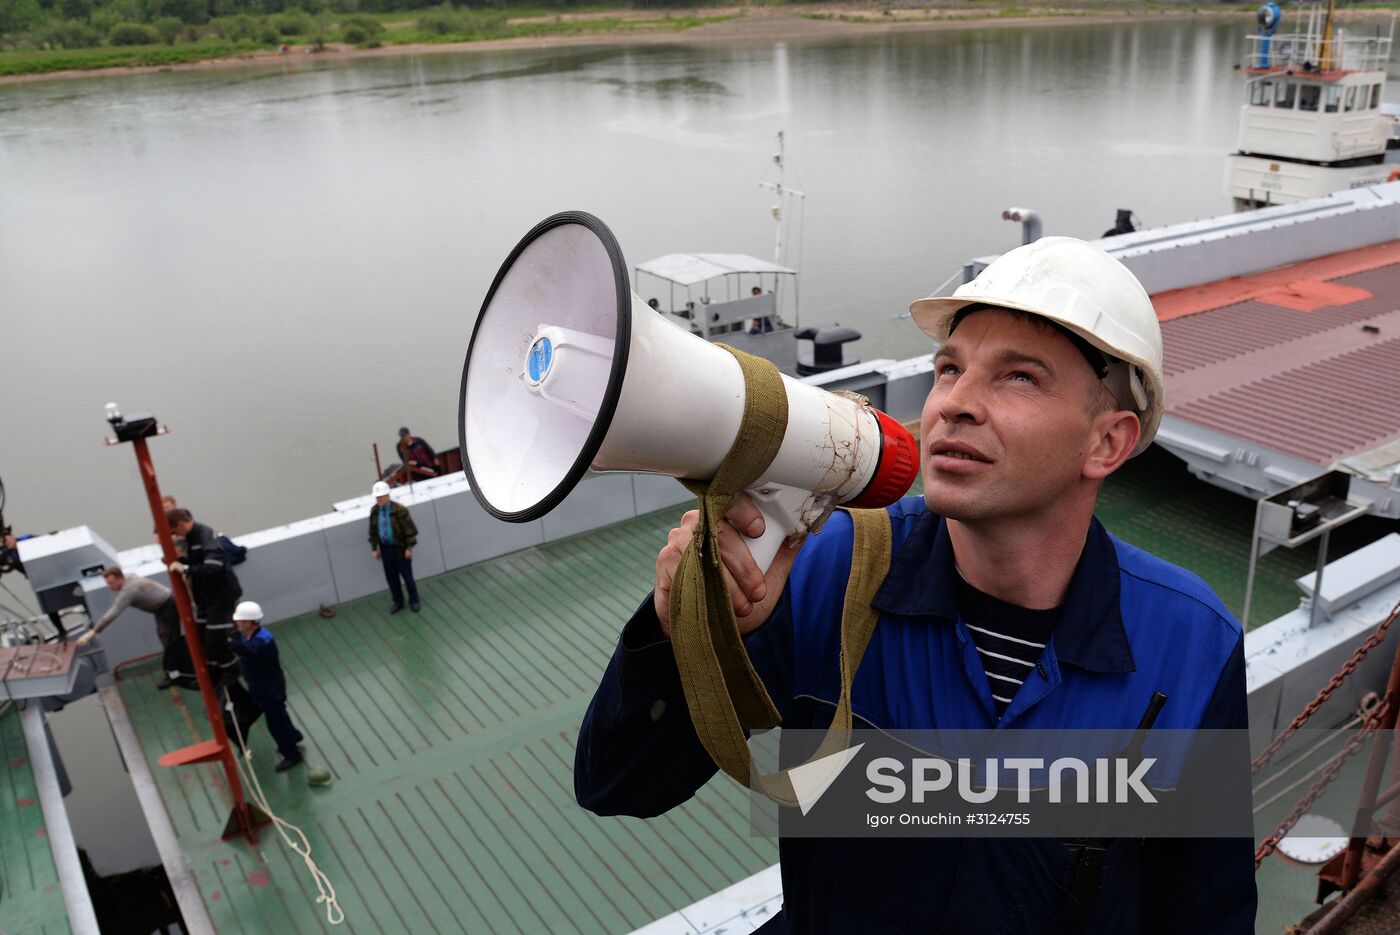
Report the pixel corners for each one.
[953,574,1059,717]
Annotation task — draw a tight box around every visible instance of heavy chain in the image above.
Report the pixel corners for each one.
[1254,696,1392,869]
[1252,599,1400,776]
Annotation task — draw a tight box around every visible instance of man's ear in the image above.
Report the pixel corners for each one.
[1084,410,1140,481]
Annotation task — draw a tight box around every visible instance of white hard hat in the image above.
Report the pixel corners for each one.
[233,601,264,622]
[371,481,391,498]
[909,237,1164,456]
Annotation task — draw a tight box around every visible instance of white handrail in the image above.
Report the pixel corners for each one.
[1245,32,1393,72]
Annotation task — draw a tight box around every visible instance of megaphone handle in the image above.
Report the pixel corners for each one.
[742,484,813,572]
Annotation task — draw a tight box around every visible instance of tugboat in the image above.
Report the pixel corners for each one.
[634,131,863,378]
[1227,0,1398,209]
[632,250,804,373]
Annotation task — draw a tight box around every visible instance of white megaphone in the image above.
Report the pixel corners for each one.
[459,212,919,570]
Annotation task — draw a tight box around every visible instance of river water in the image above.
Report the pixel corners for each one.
[1,15,1391,548]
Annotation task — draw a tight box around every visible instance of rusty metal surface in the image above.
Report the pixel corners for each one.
[1304,840,1400,934]
[1158,261,1400,466]
[1295,886,1400,935]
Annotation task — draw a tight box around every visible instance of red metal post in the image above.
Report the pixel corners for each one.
[127,433,263,843]
[1341,639,1400,889]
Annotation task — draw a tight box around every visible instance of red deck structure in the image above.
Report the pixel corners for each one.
[1152,241,1400,469]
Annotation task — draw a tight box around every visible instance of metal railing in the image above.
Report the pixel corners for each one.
[1245,32,1393,73]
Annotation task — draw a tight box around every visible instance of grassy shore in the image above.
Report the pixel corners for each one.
[1,41,249,75]
[6,2,1400,81]
[0,7,733,78]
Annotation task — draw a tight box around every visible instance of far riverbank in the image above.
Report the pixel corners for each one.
[0,4,1278,85]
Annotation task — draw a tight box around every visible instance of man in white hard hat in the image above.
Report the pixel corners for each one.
[230,600,305,772]
[368,480,422,613]
[576,238,1255,932]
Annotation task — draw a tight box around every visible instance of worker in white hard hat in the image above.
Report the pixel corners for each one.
[368,481,422,613]
[230,600,305,772]
[576,238,1255,932]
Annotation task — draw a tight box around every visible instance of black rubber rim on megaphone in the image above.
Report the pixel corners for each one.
[459,210,632,523]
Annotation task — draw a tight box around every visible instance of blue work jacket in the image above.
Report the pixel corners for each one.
[575,497,1256,933]
[230,626,288,707]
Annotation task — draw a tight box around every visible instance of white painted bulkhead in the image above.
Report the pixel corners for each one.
[1235,70,1389,164]
[1225,152,1392,209]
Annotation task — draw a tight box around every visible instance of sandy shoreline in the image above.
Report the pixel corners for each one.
[0,6,1271,87]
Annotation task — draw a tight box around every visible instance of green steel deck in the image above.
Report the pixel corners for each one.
[112,452,1397,934]
[118,510,777,935]
[0,705,68,935]
[1097,448,1396,626]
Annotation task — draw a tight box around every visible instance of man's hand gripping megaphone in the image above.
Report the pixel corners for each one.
[654,493,800,638]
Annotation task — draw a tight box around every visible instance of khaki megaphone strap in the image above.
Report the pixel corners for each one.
[671,345,789,741]
[667,343,893,807]
[752,505,891,807]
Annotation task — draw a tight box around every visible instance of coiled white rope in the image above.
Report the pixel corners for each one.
[225,699,345,926]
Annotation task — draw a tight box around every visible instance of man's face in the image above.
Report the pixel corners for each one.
[2,533,15,550]
[174,519,194,537]
[376,494,390,506]
[235,619,258,639]
[402,434,414,445]
[920,309,1114,525]
[105,574,123,592]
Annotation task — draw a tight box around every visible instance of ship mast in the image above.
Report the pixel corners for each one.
[1320,0,1338,71]
[757,130,805,266]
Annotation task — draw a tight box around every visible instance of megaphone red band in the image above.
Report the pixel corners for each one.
[846,409,919,509]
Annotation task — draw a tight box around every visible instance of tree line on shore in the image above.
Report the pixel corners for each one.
[0,0,709,57]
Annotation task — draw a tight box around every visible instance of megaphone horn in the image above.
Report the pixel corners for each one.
[460,211,918,569]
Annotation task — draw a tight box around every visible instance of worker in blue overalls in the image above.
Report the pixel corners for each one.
[575,238,1256,933]
[230,600,305,772]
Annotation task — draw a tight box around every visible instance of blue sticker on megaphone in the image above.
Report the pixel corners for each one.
[527,336,553,383]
